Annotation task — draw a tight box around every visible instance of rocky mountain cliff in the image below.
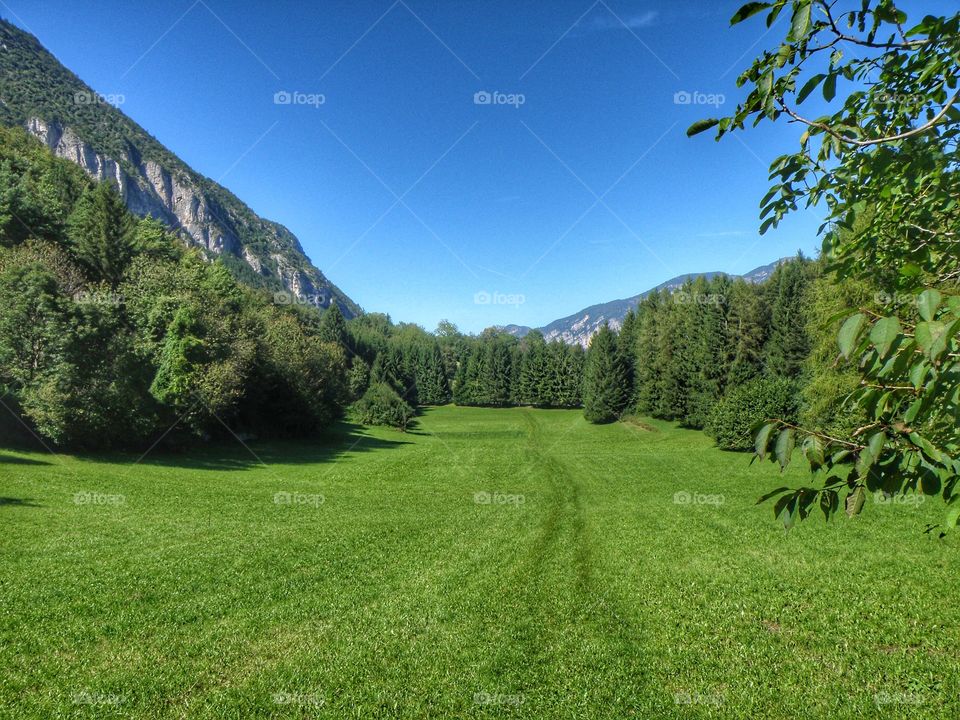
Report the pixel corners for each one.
[503,259,788,347]
[0,20,359,316]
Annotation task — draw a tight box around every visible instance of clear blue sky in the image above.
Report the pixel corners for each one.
[5,0,847,331]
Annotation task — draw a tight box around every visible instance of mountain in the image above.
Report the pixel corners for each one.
[0,20,359,317]
[503,259,789,347]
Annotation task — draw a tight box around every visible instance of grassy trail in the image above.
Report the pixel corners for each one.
[1,406,958,718]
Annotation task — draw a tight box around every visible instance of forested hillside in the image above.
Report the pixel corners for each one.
[0,127,351,448]
[0,123,835,454]
[0,19,359,317]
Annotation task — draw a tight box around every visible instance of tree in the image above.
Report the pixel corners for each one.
[318,303,349,349]
[726,280,769,386]
[583,324,629,423]
[763,257,812,379]
[67,181,135,287]
[691,0,960,531]
[354,381,414,431]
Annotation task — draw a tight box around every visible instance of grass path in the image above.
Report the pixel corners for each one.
[1,406,958,718]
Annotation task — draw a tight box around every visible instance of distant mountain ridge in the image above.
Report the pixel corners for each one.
[502,259,788,347]
[0,20,359,317]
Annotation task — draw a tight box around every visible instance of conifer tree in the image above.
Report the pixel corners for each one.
[67,181,135,287]
[582,324,629,423]
[764,257,812,379]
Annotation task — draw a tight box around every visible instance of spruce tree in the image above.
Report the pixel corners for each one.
[67,181,135,287]
[582,324,629,423]
[764,257,812,379]
[318,303,349,349]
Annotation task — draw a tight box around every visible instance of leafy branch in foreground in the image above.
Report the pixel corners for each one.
[691,0,960,532]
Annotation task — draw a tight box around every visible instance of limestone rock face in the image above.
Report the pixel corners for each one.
[23,116,356,316]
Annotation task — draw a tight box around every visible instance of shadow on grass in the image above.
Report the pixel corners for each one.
[0,497,41,507]
[79,420,413,472]
[0,453,52,466]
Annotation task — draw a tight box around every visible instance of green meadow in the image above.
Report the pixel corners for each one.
[1,406,956,719]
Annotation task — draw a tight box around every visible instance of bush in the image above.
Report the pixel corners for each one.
[353,381,414,431]
[707,377,798,451]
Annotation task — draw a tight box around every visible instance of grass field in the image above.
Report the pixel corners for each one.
[1,405,957,718]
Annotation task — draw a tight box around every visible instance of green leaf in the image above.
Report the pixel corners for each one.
[686,118,721,137]
[822,73,837,102]
[802,435,825,469]
[730,1,771,25]
[775,428,795,471]
[845,486,866,517]
[788,0,812,41]
[915,321,947,360]
[917,289,941,322]
[869,316,901,358]
[756,486,790,504]
[838,313,866,358]
[796,74,825,104]
[754,421,776,459]
[945,505,960,531]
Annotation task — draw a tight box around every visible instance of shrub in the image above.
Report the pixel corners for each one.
[707,377,798,451]
[353,381,414,431]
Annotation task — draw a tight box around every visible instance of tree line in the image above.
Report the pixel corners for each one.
[0,123,860,460]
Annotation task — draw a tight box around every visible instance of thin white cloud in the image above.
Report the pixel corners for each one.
[590,9,658,31]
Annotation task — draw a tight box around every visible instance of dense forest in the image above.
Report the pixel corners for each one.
[0,124,920,463]
[0,123,852,451]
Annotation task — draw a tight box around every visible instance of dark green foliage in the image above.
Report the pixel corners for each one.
[726,280,769,386]
[707,377,799,451]
[67,182,135,287]
[353,381,414,431]
[583,324,629,423]
[763,257,813,379]
[702,1,960,528]
[0,126,348,448]
[347,357,371,401]
[0,20,360,314]
[318,303,348,348]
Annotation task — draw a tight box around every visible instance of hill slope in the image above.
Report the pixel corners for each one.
[504,259,787,346]
[0,19,359,316]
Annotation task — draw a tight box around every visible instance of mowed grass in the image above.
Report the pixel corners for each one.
[1,406,957,719]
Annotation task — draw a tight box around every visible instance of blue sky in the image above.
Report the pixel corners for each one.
[4,0,849,331]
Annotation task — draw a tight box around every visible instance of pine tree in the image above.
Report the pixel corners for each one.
[726,280,769,386]
[318,303,349,349]
[67,182,135,287]
[764,257,812,379]
[633,292,661,414]
[685,275,731,428]
[582,324,629,423]
[618,308,639,401]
